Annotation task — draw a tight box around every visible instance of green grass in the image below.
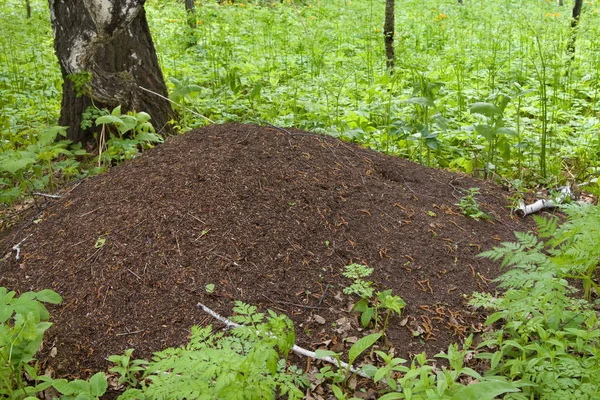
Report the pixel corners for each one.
[2,0,600,204]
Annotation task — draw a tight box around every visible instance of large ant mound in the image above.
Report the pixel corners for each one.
[1,123,532,377]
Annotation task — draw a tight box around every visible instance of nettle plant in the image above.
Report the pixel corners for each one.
[342,264,406,337]
[471,204,600,399]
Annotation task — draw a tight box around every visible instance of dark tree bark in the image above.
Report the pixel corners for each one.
[384,0,395,71]
[25,0,31,18]
[458,0,463,4]
[48,0,176,143]
[571,0,583,28]
[558,0,564,6]
[567,0,584,56]
[185,0,197,29]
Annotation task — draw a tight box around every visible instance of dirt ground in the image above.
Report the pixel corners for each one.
[0,123,535,384]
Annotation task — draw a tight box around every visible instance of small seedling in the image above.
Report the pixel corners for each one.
[342,263,374,299]
[94,237,106,248]
[205,283,215,294]
[342,264,405,335]
[456,187,489,221]
[315,333,382,395]
[107,348,147,387]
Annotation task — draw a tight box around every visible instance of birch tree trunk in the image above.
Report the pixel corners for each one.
[48,0,176,143]
[384,0,395,71]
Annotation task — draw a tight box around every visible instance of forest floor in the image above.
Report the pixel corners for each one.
[0,124,535,388]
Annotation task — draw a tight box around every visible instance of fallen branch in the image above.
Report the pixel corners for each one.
[515,186,572,217]
[197,302,370,379]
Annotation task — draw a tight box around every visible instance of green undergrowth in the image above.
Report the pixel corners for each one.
[150,0,600,185]
[3,203,600,399]
[2,0,600,206]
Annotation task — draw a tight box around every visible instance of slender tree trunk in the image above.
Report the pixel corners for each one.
[558,0,564,6]
[25,0,31,17]
[571,0,583,28]
[458,0,463,4]
[185,0,197,29]
[384,0,395,71]
[48,0,176,143]
[567,0,584,56]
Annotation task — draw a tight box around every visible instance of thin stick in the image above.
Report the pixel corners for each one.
[116,329,144,336]
[289,0,310,38]
[138,86,216,124]
[32,192,62,199]
[197,302,370,378]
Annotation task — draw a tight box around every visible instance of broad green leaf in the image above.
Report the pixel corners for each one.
[0,157,36,174]
[136,112,152,123]
[475,124,495,142]
[331,384,343,399]
[35,289,62,304]
[502,340,525,351]
[406,96,435,107]
[0,187,22,203]
[431,113,448,132]
[67,379,91,393]
[379,393,403,400]
[52,379,73,394]
[352,298,369,312]
[38,126,67,146]
[496,127,518,137]
[470,102,502,118]
[118,115,138,135]
[373,366,388,383]
[96,115,123,126]
[249,83,262,100]
[490,351,502,370]
[451,380,520,400]
[485,312,505,325]
[361,364,378,378]
[360,307,374,328]
[348,333,382,365]
[135,132,163,143]
[425,137,439,150]
[314,349,339,359]
[0,304,13,324]
[89,372,108,396]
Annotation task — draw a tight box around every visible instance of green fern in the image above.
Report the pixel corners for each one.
[117,303,306,399]
[472,205,600,399]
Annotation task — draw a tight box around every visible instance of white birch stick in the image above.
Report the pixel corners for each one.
[197,302,370,379]
[515,186,572,217]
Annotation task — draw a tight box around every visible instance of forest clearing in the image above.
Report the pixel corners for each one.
[1,0,600,399]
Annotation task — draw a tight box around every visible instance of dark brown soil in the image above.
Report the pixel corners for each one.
[1,123,534,380]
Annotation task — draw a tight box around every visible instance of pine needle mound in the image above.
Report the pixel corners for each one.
[0,123,533,376]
